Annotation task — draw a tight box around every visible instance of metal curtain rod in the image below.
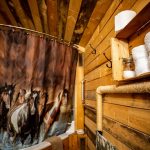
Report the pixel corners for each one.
[0,24,85,53]
[0,24,71,44]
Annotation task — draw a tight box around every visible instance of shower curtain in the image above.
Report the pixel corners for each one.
[0,29,78,149]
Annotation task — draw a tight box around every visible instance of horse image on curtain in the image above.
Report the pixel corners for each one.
[0,29,78,149]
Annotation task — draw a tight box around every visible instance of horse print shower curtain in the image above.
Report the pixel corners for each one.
[0,29,78,149]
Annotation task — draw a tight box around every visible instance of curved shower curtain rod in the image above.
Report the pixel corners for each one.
[0,24,85,53]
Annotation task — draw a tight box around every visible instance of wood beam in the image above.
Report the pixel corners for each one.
[27,18,35,30]
[79,0,112,47]
[0,0,17,25]
[11,0,30,28]
[27,0,43,32]
[39,0,49,33]
[74,57,84,130]
[0,14,7,24]
[57,0,70,39]
[64,0,82,42]
[71,0,97,44]
[46,0,58,36]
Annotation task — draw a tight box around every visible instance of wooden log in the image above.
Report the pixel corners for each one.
[85,116,96,135]
[27,18,35,30]
[85,74,114,91]
[103,102,150,135]
[84,106,96,123]
[79,0,112,47]
[84,61,112,82]
[85,99,96,109]
[87,137,96,150]
[39,0,49,33]
[57,0,70,39]
[18,0,35,29]
[104,93,150,110]
[85,90,96,100]
[46,0,58,36]
[84,47,111,75]
[74,59,84,130]
[84,0,148,60]
[84,0,136,64]
[27,0,43,32]
[84,29,114,67]
[103,117,150,150]
[132,0,150,13]
[0,0,17,25]
[71,0,97,44]
[11,0,30,28]
[0,14,7,24]
[64,0,82,42]
[84,0,122,59]
[103,130,131,150]
[85,125,96,146]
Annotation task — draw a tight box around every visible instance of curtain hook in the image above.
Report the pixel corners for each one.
[103,52,112,68]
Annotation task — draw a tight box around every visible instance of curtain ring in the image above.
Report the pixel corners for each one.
[12,28,15,32]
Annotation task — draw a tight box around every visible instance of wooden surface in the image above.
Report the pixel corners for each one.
[0,0,17,26]
[64,0,82,42]
[74,58,84,130]
[0,0,115,44]
[57,0,70,39]
[0,14,7,24]
[71,0,97,44]
[11,0,30,28]
[46,0,58,36]
[118,72,150,83]
[79,0,112,47]
[116,2,150,39]
[27,0,43,32]
[69,134,78,150]
[83,1,150,149]
[111,38,129,81]
[103,130,131,150]
[103,117,150,150]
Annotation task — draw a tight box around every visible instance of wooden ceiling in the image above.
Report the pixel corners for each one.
[0,0,112,46]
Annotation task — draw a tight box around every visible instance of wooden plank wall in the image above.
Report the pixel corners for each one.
[83,0,150,150]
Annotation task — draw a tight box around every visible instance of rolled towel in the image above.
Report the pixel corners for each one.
[46,136,63,150]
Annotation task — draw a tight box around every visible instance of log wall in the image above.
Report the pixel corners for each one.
[83,0,150,149]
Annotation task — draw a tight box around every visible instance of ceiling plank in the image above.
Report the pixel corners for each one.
[11,0,30,28]
[27,0,43,32]
[19,0,35,30]
[46,0,58,36]
[0,14,7,24]
[0,0,17,25]
[57,0,70,39]
[71,0,98,44]
[27,18,35,30]
[39,0,49,33]
[64,0,82,42]
[79,0,113,47]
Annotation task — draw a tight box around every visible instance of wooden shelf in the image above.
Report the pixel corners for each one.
[111,2,150,83]
[119,72,150,82]
[116,2,150,39]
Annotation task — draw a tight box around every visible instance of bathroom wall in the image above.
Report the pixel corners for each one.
[83,0,150,149]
